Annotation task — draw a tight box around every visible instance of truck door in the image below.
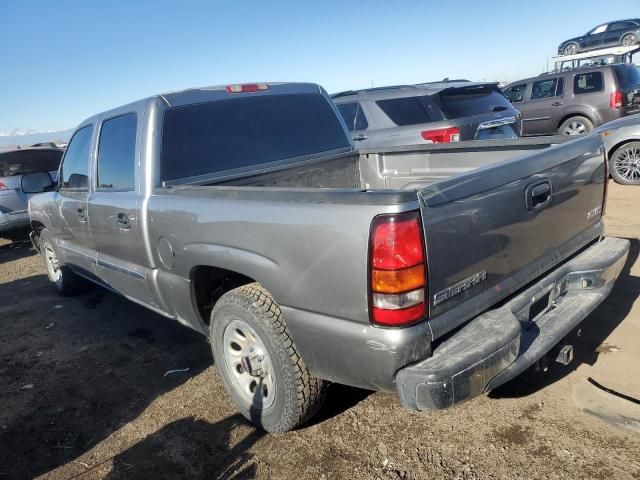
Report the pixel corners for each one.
[55,125,97,277]
[88,113,159,308]
[521,77,564,136]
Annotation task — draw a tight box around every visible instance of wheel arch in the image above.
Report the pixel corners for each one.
[189,264,257,327]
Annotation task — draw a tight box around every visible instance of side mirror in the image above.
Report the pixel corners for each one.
[21,171,54,194]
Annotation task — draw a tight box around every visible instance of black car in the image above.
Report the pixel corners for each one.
[558,19,640,56]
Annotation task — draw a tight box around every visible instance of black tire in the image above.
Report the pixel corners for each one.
[622,33,638,47]
[563,43,579,55]
[210,283,326,432]
[609,141,640,185]
[558,116,594,136]
[39,229,85,296]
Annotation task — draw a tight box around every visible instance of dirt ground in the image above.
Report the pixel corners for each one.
[1,183,639,480]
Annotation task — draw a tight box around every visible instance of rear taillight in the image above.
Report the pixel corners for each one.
[0,182,8,191]
[369,211,427,327]
[226,83,269,93]
[421,127,460,143]
[610,91,623,109]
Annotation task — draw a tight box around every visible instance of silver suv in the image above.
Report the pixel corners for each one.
[0,147,62,234]
[332,82,521,148]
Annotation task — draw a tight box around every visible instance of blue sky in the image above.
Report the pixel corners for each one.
[1,0,638,132]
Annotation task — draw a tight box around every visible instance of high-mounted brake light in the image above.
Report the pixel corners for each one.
[0,182,8,191]
[369,211,427,327]
[421,127,460,143]
[610,91,623,109]
[225,83,269,93]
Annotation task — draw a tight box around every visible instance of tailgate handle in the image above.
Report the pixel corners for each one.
[526,181,553,210]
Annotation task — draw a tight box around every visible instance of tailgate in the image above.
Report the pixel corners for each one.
[418,134,606,333]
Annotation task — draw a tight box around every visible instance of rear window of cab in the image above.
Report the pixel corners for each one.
[160,93,351,184]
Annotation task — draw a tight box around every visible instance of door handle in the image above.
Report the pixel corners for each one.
[526,181,553,210]
[116,212,131,230]
[76,208,87,222]
[552,102,563,107]
[352,134,368,142]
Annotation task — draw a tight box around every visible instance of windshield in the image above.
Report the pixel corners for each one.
[0,149,63,177]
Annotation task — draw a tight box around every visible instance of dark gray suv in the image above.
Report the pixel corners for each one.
[332,82,521,148]
[503,63,640,136]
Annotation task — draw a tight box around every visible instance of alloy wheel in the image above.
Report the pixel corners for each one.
[614,145,640,183]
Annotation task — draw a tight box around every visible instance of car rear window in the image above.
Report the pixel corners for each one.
[439,86,514,119]
[375,96,439,126]
[160,94,350,183]
[573,72,604,94]
[0,149,62,177]
[613,64,640,89]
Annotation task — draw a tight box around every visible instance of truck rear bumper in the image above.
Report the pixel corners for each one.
[396,236,629,411]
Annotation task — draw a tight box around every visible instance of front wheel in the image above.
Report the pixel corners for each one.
[622,33,638,47]
[559,116,593,136]
[40,230,85,296]
[210,283,326,432]
[610,141,640,185]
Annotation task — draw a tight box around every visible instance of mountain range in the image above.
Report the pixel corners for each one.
[0,128,73,149]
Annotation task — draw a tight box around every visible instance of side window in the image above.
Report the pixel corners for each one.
[96,113,137,190]
[531,78,558,100]
[588,24,607,35]
[376,96,433,126]
[503,84,526,103]
[336,102,369,132]
[574,72,604,94]
[609,21,633,31]
[60,125,92,190]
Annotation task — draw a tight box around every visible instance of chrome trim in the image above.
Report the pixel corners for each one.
[476,116,517,130]
[522,116,552,123]
[96,258,146,280]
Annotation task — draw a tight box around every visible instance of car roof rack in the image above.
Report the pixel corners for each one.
[550,44,639,73]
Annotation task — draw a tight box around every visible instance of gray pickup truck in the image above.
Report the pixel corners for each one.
[28,82,629,432]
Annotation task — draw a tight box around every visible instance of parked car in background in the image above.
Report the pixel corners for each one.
[332,81,521,148]
[558,19,640,56]
[0,147,62,234]
[594,114,640,185]
[503,63,640,136]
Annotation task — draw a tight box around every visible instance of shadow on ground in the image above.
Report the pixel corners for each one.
[0,230,34,263]
[0,268,213,479]
[490,237,640,399]
[104,415,264,479]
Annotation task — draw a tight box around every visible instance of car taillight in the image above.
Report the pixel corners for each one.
[0,182,8,191]
[421,127,460,143]
[610,91,623,109]
[369,211,427,327]
[225,83,269,93]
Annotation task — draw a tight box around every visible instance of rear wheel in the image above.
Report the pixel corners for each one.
[40,230,85,296]
[563,43,579,55]
[610,141,640,185]
[559,116,593,136]
[622,33,638,47]
[210,283,326,432]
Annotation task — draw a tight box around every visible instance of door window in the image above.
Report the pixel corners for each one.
[574,72,604,94]
[60,125,92,190]
[336,102,368,131]
[588,25,607,35]
[97,113,137,190]
[609,21,635,31]
[531,78,561,100]
[503,84,526,103]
